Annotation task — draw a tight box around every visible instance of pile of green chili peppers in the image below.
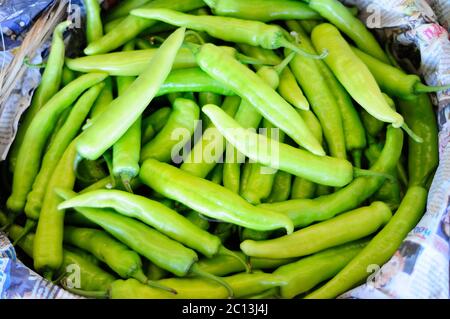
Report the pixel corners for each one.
[1,0,444,299]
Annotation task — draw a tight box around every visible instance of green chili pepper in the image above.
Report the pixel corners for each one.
[199,92,223,128]
[142,107,172,134]
[306,186,427,299]
[146,262,169,281]
[351,46,450,100]
[181,95,240,178]
[299,19,321,34]
[290,177,317,200]
[207,163,224,185]
[62,245,100,267]
[83,0,103,44]
[195,43,324,156]
[274,239,369,298]
[311,23,421,142]
[241,201,392,259]
[260,126,403,228]
[57,188,234,296]
[266,171,292,203]
[9,21,71,172]
[184,210,210,231]
[89,77,113,120]
[105,0,153,22]
[59,189,248,267]
[6,72,107,215]
[306,0,390,63]
[62,66,77,86]
[75,159,108,188]
[77,28,185,160]
[104,17,126,34]
[63,227,153,283]
[204,0,320,22]
[24,83,103,224]
[278,67,310,111]
[203,104,355,187]
[33,139,79,279]
[140,98,199,163]
[196,252,293,277]
[285,23,347,159]
[84,0,204,55]
[237,43,282,66]
[398,94,438,187]
[140,158,294,234]
[9,225,116,292]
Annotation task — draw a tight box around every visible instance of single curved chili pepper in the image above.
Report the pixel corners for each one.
[142,107,172,134]
[140,158,294,234]
[259,126,403,228]
[266,171,292,203]
[305,0,390,63]
[58,189,248,268]
[9,224,116,292]
[194,43,325,155]
[305,186,427,299]
[45,108,71,152]
[9,21,71,172]
[140,98,199,162]
[398,94,438,187]
[84,0,204,55]
[77,28,185,161]
[112,42,141,193]
[62,66,77,86]
[6,72,107,215]
[204,0,320,22]
[241,201,392,259]
[278,67,310,111]
[284,25,346,159]
[274,239,368,299]
[203,104,355,187]
[352,46,450,100]
[105,0,153,22]
[365,143,401,209]
[33,139,78,279]
[63,226,167,289]
[83,0,103,44]
[56,188,234,296]
[130,10,328,60]
[311,24,421,142]
[24,83,103,225]
[180,95,240,178]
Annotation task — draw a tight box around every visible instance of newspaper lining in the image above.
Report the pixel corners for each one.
[0,0,449,299]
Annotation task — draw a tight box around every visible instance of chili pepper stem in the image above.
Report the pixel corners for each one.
[414,82,450,94]
[12,219,36,246]
[353,168,395,183]
[217,246,252,273]
[133,269,178,295]
[401,123,423,143]
[279,37,328,60]
[120,175,134,193]
[102,152,117,188]
[61,280,109,298]
[189,264,235,298]
[273,52,296,75]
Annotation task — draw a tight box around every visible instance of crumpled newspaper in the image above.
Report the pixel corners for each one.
[0,0,449,299]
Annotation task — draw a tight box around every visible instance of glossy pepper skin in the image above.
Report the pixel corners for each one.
[203,104,354,187]
[84,0,204,55]
[241,202,392,259]
[398,94,439,187]
[311,23,404,129]
[306,186,427,299]
[77,28,186,160]
[140,158,294,234]
[204,0,320,22]
[274,239,369,298]
[260,126,404,227]
[307,0,390,63]
[7,72,107,214]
